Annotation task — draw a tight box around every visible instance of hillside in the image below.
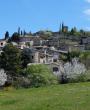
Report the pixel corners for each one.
[0,82,90,110]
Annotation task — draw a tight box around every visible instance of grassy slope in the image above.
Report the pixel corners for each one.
[0,82,90,110]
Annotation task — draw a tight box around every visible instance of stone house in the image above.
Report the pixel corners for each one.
[23,48,40,63]
[47,37,60,47]
[18,35,44,49]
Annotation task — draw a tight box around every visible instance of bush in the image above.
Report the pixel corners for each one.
[25,64,58,87]
[0,69,7,87]
[79,52,90,69]
[59,58,87,84]
[67,74,88,83]
[12,76,31,89]
[85,70,90,82]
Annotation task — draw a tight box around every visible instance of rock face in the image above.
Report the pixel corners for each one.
[0,69,7,86]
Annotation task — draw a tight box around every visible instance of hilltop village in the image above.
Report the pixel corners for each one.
[0,23,90,80]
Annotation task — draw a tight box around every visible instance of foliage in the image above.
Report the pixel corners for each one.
[60,54,68,62]
[25,64,58,87]
[70,28,76,35]
[85,70,90,81]
[11,32,20,42]
[79,51,90,69]
[67,73,88,83]
[59,58,87,84]
[0,69,7,86]
[60,51,80,62]
[12,76,31,88]
[69,51,80,58]
[70,27,82,36]
[5,31,9,40]
[64,59,86,77]
[21,48,32,68]
[37,30,52,40]
[79,51,90,59]
[0,43,21,76]
[25,42,31,47]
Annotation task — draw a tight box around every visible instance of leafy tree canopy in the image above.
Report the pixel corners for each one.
[0,43,21,76]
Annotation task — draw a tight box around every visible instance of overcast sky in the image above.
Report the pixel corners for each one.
[0,0,90,38]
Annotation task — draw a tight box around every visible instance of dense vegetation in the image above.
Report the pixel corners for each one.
[0,43,21,76]
[60,51,90,69]
[25,64,58,87]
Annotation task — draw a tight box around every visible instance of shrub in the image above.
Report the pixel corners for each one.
[59,58,87,84]
[67,73,88,83]
[25,64,58,87]
[12,76,31,89]
[79,51,90,69]
[85,70,90,82]
[0,69,7,87]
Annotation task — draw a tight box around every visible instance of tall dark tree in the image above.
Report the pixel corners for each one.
[23,30,26,36]
[5,31,9,40]
[70,28,75,35]
[11,32,20,42]
[21,48,32,68]
[21,30,23,35]
[18,27,20,35]
[70,27,77,35]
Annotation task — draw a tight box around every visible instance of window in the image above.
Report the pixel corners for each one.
[1,43,3,46]
[53,67,59,72]
[53,59,57,62]
[32,56,34,59]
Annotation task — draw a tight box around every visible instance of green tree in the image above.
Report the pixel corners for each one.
[70,27,78,35]
[70,28,75,35]
[21,48,32,68]
[23,30,26,36]
[5,31,9,40]
[18,27,20,35]
[11,32,20,42]
[60,51,80,62]
[0,43,21,76]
